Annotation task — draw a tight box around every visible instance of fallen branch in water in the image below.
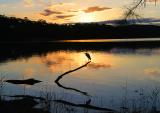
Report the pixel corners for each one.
[54,99,117,113]
[4,94,117,112]
[55,61,91,96]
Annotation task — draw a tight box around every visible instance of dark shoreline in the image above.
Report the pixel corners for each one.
[1,41,160,63]
[1,24,160,41]
[1,15,160,41]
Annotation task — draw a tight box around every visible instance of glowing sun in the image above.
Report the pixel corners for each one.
[78,13,95,23]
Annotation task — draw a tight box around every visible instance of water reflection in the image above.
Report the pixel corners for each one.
[88,62,112,69]
[55,61,91,96]
[60,38,160,42]
[1,48,160,111]
[144,68,160,81]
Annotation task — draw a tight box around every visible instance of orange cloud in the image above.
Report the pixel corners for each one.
[83,6,111,13]
[48,3,76,10]
[68,9,80,13]
[56,15,75,19]
[39,2,78,20]
[24,0,33,7]
[41,9,63,16]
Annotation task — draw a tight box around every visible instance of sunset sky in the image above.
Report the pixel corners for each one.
[0,0,160,23]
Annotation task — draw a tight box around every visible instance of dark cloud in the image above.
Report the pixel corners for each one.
[88,62,112,69]
[83,6,111,13]
[41,9,63,16]
[56,15,75,19]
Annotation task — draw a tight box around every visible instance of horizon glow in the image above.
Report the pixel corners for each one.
[0,0,160,24]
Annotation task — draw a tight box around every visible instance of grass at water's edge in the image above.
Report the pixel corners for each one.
[1,75,160,113]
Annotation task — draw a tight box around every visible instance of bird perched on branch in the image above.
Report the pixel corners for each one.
[86,99,91,105]
[85,52,91,61]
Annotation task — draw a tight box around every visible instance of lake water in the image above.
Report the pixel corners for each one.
[59,38,160,42]
[0,41,160,112]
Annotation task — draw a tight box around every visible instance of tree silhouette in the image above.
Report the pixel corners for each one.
[124,0,158,22]
[0,14,160,42]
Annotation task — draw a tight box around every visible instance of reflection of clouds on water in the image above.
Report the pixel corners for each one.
[144,68,160,75]
[40,52,76,73]
[110,48,160,55]
[42,57,64,67]
[2,48,160,109]
[40,52,114,72]
[41,52,73,66]
[23,68,35,78]
[45,60,57,67]
[144,68,160,80]
[38,51,116,73]
[88,62,112,70]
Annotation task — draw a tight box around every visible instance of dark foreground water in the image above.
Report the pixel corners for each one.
[0,40,160,113]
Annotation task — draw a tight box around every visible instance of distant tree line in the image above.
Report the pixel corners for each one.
[0,15,160,42]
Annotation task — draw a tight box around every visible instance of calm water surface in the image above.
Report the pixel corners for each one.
[1,46,160,110]
[59,38,160,42]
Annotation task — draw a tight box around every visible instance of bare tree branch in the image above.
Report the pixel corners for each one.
[123,0,157,23]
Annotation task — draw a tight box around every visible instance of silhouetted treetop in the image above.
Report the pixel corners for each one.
[0,15,160,42]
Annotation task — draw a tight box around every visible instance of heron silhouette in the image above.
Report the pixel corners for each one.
[85,53,91,61]
[86,99,91,105]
